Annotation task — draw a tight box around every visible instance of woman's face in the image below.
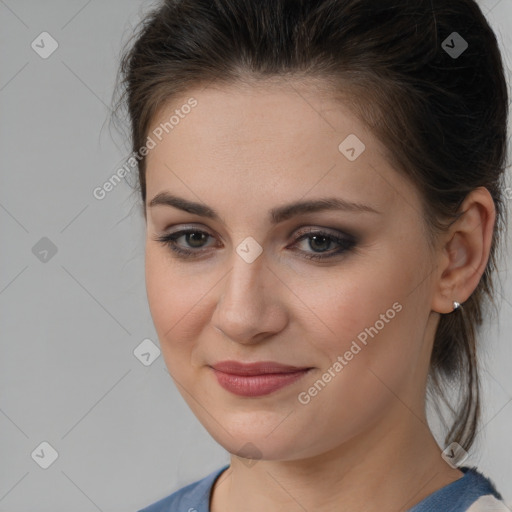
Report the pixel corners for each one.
[144,80,440,461]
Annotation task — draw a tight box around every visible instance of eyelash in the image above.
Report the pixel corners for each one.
[153,227,357,261]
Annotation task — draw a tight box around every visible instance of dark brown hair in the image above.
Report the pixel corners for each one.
[113,0,509,451]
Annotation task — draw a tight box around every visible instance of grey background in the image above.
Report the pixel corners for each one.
[0,0,511,510]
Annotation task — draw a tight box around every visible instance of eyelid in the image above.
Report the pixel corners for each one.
[161,223,220,240]
[292,225,355,240]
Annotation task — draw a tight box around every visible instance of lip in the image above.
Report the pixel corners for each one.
[209,360,313,397]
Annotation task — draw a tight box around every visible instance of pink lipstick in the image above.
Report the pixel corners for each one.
[210,360,312,397]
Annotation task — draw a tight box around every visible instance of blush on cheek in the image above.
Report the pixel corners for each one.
[146,261,209,353]
[309,285,376,343]
[146,264,179,343]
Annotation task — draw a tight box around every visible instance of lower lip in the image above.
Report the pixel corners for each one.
[211,368,312,397]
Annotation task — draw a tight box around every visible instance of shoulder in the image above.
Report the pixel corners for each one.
[409,466,508,512]
[466,494,510,511]
[137,464,229,512]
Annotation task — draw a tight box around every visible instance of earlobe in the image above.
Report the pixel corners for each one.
[431,187,496,315]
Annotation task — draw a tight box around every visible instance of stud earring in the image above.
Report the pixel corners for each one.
[453,301,461,311]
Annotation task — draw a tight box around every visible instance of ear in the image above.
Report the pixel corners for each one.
[431,187,496,314]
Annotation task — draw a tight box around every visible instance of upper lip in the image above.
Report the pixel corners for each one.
[210,360,312,375]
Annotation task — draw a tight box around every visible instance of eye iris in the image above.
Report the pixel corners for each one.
[187,232,207,248]
[309,235,331,252]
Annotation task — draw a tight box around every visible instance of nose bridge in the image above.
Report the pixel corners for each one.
[224,230,267,296]
[212,244,284,342]
[221,246,267,316]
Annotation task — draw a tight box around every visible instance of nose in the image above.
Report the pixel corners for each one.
[211,251,288,345]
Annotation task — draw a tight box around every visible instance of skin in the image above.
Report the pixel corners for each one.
[143,78,496,512]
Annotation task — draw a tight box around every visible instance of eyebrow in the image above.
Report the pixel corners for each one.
[148,192,381,224]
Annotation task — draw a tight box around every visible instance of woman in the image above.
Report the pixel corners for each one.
[114,0,510,510]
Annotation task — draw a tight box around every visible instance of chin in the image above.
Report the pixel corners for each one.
[197,414,313,462]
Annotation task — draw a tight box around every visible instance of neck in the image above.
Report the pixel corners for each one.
[210,410,464,512]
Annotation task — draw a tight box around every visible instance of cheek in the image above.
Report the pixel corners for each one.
[144,246,205,367]
[298,249,424,385]
[290,271,419,450]
[297,261,403,347]
[145,246,173,333]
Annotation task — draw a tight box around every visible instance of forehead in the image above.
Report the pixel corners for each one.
[144,80,419,221]
[147,78,370,156]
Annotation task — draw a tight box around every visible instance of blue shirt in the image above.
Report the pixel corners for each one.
[138,465,507,512]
